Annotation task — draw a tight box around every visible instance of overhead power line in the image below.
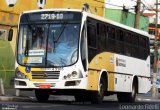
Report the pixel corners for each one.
[92,0,158,16]
[93,0,136,11]
[93,0,124,8]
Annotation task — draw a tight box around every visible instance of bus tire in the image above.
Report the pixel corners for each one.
[74,92,90,102]
[127,79,137,102]
[35,89,50,102]
[117,93,126,102]
[90,77,106,104]
[74,95,83,102]
[117,80,137,102]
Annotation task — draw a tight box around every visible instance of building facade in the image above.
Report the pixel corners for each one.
[105,8,149,32]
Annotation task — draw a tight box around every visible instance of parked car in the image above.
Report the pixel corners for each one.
[151,79,160,93]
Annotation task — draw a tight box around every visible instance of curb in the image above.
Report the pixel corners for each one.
[0,96,33,101]
[137,98,160,102]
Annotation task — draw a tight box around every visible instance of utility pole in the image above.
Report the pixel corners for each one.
[134,0,141,29]
[152,0,159,98]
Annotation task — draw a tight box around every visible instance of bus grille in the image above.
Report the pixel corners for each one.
[32,71,60,79]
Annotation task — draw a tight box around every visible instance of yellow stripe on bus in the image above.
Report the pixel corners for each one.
[18,66,45,82]
[87,52,115,91]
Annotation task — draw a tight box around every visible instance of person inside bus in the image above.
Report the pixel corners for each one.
[32,27,46,50]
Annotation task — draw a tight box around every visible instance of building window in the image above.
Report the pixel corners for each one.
[149,29,155,35]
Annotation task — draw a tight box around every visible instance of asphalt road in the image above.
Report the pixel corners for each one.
[0,100,160,110]
[0,95,160,110]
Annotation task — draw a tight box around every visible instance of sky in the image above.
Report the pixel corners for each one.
[105,0,157,23]
[105,0,155,10]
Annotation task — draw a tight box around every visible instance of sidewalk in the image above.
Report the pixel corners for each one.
[0,88,34,101]
[0,95,33,101]
[136,91,160,102]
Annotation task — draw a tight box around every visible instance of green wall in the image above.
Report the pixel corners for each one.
[0,40,15,88]
[105,9,149,32]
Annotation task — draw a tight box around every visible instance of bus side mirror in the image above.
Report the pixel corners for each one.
[8,28,13,41]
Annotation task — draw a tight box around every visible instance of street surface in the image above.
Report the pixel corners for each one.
[0,100,159,110]
[0,90,160,110]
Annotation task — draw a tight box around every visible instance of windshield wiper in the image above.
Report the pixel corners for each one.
[24,39,29,56]
[54,22,67,43]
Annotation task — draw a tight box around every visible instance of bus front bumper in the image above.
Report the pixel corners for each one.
[14,78,88,90]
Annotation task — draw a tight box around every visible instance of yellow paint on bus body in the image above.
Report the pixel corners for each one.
[87,52,115,91]
[18,65,45,82]
[87,70,100,91]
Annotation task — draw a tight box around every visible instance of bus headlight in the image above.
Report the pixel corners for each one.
[67,74,71,78]
[71,71,77,77]
[63,75,67,79]
[15,69,28,79]
[63,70,83,80]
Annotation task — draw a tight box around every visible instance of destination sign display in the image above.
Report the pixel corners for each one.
[20,11,82,23]
[41,13,64,20]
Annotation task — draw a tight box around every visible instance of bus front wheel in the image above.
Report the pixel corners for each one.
[90,77,106,104]
[35,89,50,102]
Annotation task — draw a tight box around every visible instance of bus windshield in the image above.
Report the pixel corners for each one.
[17,23,80,67]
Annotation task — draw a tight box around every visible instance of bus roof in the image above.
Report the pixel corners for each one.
[22,8,81,14]
[22,8,149,37]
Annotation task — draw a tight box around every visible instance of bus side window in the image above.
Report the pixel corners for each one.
[116,29,124,54]
[144,37,149,59]
[105,25,109,38]
[87,25,96,48]
[87,23,97,62]
[132,34,139,58]
[97,23,106,52]
[139,36,144,59]
[107,26,115,52]
[108,27,115,39]
[124,32,132,56]
[139,36,148,59]
[105,25,109,51]
[146,37,150,55]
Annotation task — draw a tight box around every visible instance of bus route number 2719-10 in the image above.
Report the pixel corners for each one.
[41,13,63,20]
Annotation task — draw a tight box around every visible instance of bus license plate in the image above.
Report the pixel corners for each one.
[39,84,51,89]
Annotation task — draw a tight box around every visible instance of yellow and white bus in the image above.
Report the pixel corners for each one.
[8,9,151,103]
